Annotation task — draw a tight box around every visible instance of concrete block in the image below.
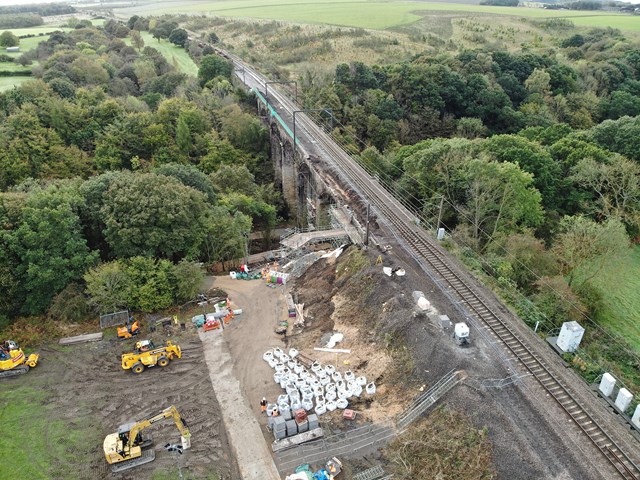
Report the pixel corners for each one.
[286,419,298,437]
[296,418,309,433]
[632,405,640,430]
[599,373,616,397]
[272,416,286,430]
[615,388,633,413]
[307,414,319,430]
[556,321,585,353]
[282,408,292,421]
[274,428,286,440]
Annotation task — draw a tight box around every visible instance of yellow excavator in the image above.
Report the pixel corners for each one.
[0,340,39,379]
[103,405,191,473]
[121,340,182,374]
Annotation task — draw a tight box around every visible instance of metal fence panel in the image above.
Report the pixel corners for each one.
[99,310,129,329]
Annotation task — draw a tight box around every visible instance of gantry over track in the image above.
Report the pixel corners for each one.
[220,48,640,480]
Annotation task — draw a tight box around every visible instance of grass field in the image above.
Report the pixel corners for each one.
[1,383,100,479]
[0,76,31,91]
[127,31,199,76]
[584,245,640,353]
[122,0,640,31]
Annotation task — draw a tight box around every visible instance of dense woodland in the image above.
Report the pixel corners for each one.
[0,22,280,326]
[294,25,640,383]
[0,14,639,386]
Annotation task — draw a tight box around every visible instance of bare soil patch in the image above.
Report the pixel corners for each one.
[2,327,237,480]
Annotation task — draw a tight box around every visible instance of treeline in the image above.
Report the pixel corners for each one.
[0,24,280,323]
[304,27,640,153]
[480,0,519,6]
[0,4,76,16]
[0,14,43,30]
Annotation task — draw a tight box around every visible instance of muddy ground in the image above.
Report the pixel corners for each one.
[2,328,238,480]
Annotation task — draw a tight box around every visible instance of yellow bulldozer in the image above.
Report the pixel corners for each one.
[103,405,191,473]
[0,340,39,379]
[121,340,182,374]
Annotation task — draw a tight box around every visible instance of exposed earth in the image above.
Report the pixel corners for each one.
[3,241,637,479]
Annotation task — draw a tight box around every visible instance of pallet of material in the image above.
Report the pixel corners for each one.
[271,427,323,452]
[59,332,103,345]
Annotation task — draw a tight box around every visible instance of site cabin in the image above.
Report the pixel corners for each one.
[6,47,20,52]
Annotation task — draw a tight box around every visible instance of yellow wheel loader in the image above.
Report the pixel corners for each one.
[121,340,181,374]
[103,405,191,472]
[0,340,39,379]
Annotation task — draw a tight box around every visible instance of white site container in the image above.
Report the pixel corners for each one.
[556,321,585,353]
[454,323,469,340]
[632,405,640,430]
[615,388,633,413]
[599,373,616,397]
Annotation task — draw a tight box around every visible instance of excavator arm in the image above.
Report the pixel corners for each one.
[127,405,191,450]
[104,405,191,471]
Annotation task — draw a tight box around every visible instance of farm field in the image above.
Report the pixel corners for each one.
[118,0,640,31]
[126,31,199,76]
[582,245,640,353]
[0,76,31,91]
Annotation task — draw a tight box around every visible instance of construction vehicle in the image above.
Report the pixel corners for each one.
[103,405,191,473]
[121,340,182,374]
[0,340,39,378]
[117,317,140,339]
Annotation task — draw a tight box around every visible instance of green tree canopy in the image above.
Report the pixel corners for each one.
[100,172,210,260]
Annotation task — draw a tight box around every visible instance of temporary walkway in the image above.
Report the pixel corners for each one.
[199,330,280,480]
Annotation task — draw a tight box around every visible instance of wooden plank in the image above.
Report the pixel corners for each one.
[271,427,323,452]
[313,347,351,354]
[59,332,103,345]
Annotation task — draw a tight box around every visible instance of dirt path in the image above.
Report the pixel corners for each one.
[199,275,288,479]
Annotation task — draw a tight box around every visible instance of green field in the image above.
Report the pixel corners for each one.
[124,0,640,31]
[0,76,31,91]
[584,245,640,353]
[0,384,99,479]
[126,31,199,76]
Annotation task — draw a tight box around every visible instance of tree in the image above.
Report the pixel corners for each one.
[171,260,204,303]
[100,173,210,260]
[168,28,188,48]
[5,186,98,314]
[0,31,19,47]
[154,163,217,203]
[130,29,144,51]
[152,21,177,42]
[84,260,130,313]
[571,155,640,230]
[207,32,219,44]
[198,54,233,86]
[201,207,252,264]
[460,158,543,247]
[552,216,629,287]
[123,256,173,311]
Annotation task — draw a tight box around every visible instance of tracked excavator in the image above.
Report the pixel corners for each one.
[0,340,39,378]
[103,405,191,473]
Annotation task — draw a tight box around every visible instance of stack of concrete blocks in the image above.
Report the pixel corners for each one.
[264,347,375,419]
[599,373,616,397]
[271,416,287,440]
[615,388,633,413]
[556,321,585,353]
[632,406,640,430]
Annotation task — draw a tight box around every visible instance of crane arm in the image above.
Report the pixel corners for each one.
[127,406,191,449]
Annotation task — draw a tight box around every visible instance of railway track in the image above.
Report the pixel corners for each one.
[223,52,640,480]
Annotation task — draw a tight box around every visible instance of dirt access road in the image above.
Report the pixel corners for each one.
[199,276,289,449]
